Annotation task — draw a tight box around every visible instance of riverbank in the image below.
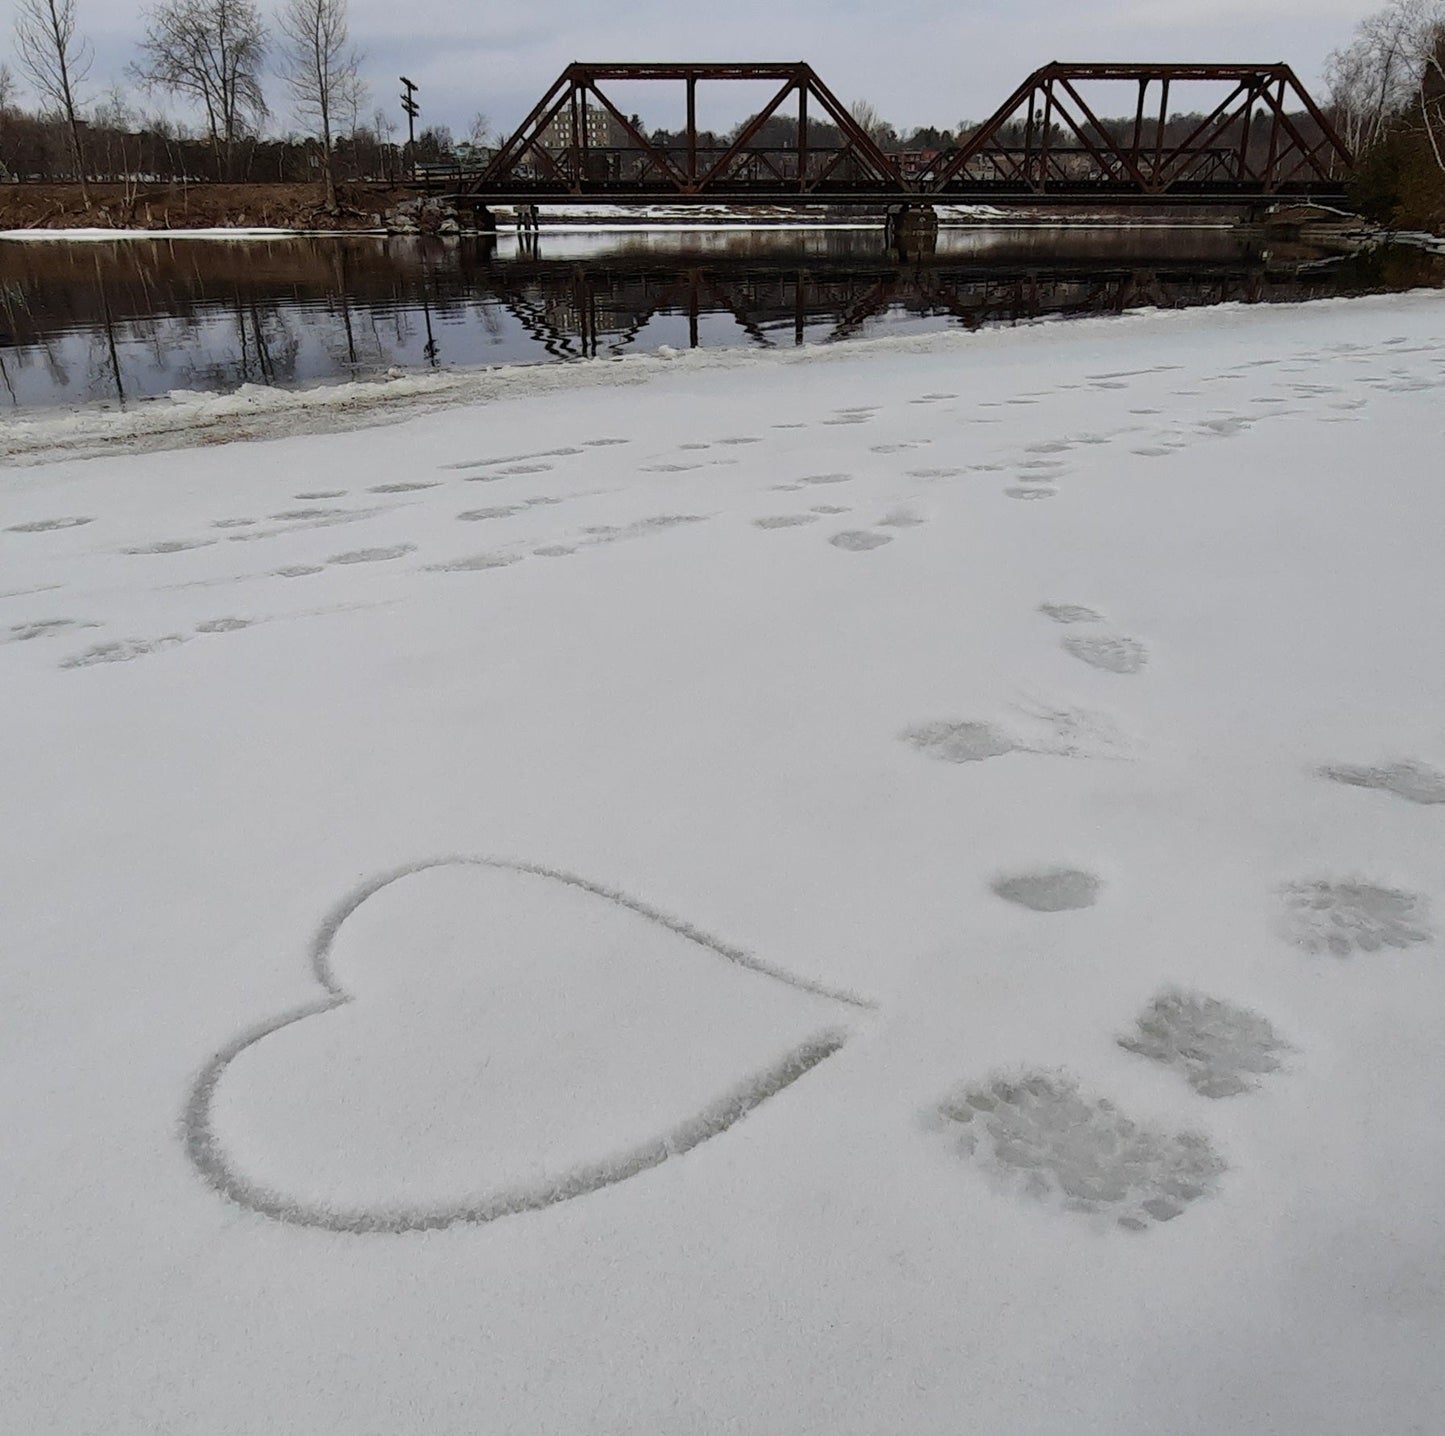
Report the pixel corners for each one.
[0,181,420,232]
[5,291,1445,1433]
[0,180,1281,234]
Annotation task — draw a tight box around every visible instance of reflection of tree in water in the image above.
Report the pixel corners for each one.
[7,232,1443,409]
[0,279,72,400]
[181,297,301,394]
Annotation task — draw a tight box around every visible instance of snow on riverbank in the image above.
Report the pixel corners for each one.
[4,293,1445,1434]
[0,225,302,242]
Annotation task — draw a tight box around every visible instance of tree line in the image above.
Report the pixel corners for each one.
[1326,0,1445,227]
[4,0,1444,227]
[0,0,472,202]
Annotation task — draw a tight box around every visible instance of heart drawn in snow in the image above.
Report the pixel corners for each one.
[185,858,869,1233]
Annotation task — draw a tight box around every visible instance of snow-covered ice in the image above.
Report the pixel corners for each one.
[4,291,1445,1434]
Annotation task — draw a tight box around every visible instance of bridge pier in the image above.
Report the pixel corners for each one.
[886,204,939,257]
[451,198,497,233]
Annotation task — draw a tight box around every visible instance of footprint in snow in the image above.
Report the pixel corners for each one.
[1119,991,1291,1098]
[936,1071,1224,1230]
[4,617,98,643]
[1061,633,1148,674]
[1318,760,1445,805]
[903,702,1129,765]
[829,530,892,552]
[457,506,524,522]
[1278,879,1432,956]
[425,553,519,573]
[123,539,216,555]
[753,514,819,529]
[61,635,188,668]
[7,516,94,533]
[328,545,415,565]
[903,721,1016,763]
[991,869,1100,912]
[1039,603,1103,625]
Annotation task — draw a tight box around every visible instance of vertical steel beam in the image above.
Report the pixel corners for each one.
[687,74,697,184]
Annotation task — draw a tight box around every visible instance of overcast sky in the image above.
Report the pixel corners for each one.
[15,0,1371,138]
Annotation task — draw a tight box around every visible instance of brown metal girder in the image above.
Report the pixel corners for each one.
[1054,78,1155,190]
[582,81,691,189]
[482,74,573,181]
[1040,62,1294,81]
[1273,64,1352,168]
[811,144,862,187]
[562,62,812,81]
[1252,77,1348,182]
[1154,79,1257,188]
[926,69,1050,188]
[522,138,571,185]
[696,77,799,188]
[801,68,904,184]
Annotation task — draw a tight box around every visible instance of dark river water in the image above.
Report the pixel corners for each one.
[2,225,1442,411]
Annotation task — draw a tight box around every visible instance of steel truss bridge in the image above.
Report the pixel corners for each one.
[462,62,1353,210]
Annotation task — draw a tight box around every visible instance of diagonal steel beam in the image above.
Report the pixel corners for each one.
[697,75,799,189]
[582,79,690,190]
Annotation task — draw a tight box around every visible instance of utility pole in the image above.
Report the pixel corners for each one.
[400,76,419,178]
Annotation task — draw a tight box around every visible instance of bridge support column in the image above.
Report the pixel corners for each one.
[886,204,939,257]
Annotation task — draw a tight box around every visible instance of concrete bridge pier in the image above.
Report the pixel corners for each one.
[454,199,497,232]
[886,204,939,257]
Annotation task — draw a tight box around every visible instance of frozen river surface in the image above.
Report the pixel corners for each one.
[4,292,1445,1433]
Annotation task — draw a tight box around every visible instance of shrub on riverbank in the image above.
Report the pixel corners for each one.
[1350,123,1445,232]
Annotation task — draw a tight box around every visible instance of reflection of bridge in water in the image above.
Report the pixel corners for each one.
[485,234,1346,359]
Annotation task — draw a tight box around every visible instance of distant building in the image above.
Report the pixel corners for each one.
[538,106,626,150]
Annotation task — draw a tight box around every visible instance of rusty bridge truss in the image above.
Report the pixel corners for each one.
[466,61,1353,209]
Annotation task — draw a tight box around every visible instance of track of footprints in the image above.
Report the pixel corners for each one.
[7,328,1443,1241]
[904,590,1437,1230]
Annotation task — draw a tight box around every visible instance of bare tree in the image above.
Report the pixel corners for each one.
[131,0,267,179]
[370,102,396,179]
[13,0,91,201]
[277,0,364,207]
[0,62,18,111]
[1328,0,1445,163]
[848,97,898,151]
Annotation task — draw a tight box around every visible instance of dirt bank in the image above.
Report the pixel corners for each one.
[0,182,427,232]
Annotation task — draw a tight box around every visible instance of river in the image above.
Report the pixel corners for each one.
[2,225,1441,411]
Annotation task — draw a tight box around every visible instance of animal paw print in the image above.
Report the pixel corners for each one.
[938,1071,1224,1230]
[1119,991,1291,1098]
[1279,879,1432,956]
[1039,603,1149,674]
[991,868,1100,912]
